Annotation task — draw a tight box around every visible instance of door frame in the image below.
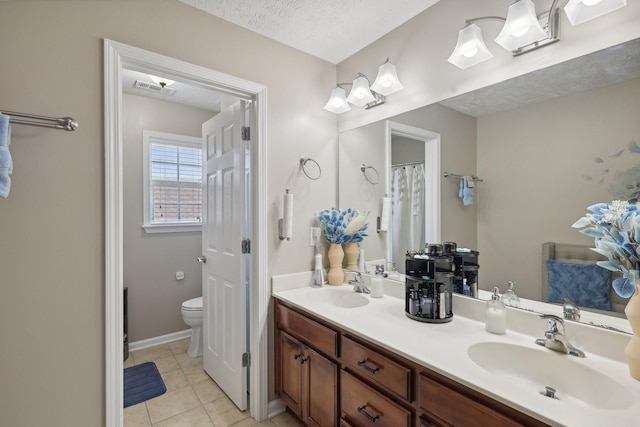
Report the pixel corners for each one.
[104,39,269,426]
[385,121,441,266]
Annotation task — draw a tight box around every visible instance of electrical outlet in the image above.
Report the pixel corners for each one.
[310,226,321,246]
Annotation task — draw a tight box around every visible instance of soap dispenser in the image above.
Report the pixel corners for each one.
[370,264,385,298]
[486,287,506,334]
[501,280,521,308]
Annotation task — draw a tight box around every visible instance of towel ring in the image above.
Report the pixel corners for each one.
[300,157,321,180]
[361,164,380,184]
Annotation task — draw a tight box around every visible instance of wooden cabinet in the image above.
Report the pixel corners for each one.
[418,372,548,427]
[274,298,549,427]
[341,370,412,427]
[276,304,339,427]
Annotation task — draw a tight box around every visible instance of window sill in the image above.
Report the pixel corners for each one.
[143,224,202,234]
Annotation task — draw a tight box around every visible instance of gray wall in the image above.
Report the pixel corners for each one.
[123,93,213,342]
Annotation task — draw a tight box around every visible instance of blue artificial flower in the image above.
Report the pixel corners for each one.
[573,200,640,298]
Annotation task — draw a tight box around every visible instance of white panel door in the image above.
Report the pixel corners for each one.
[202,101,247,410]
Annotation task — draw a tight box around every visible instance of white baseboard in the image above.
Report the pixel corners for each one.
[267,398,286,418]
[129,329,192,352]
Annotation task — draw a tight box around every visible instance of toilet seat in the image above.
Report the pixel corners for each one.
[182,296,203,311]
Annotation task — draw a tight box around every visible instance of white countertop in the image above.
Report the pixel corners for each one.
[272,275,640,427]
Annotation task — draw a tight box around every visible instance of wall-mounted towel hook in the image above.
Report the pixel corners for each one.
[300,157,321,180]
[361,163,379,184]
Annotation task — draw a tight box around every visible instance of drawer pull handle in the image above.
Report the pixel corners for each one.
[357,405,380,423]
[300,357,309,364]
[357,360,380,374]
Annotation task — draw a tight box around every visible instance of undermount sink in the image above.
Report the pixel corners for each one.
[467,342,634,410]
[321,288,370,308]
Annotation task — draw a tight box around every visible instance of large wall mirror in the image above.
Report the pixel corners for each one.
[339,37,640,331]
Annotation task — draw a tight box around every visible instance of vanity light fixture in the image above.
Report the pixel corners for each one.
[324,59,403,114]
[494,0,549,52]
[448,0,627,70]
[448,22,495,69]
[564,0,627,25]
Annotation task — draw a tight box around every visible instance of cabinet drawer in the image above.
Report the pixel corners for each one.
[419,374,521,427]
[341,370,412,427]
[277,303,339,357]
[341,335,412,401]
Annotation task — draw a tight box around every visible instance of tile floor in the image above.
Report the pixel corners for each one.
[124,339,303,427]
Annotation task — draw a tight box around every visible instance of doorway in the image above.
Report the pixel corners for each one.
[385,121,441,270]
[105,40,269,426]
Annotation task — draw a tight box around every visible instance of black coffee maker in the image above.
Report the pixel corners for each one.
[448,243,480,298]
[405,244,454,323]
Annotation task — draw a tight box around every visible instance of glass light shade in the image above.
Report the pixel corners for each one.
[448,24,494,69]
[323,87,351,114]
[346,75,376,106]
[495,0,548,52]
[370,61,404,96]
[564,0,626,25]
[149,75,175,87]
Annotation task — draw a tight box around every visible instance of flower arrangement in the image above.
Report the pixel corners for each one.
[316,208,369,244]
[572,200,640,298]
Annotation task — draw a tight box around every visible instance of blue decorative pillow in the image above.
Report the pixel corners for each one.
[546,259,611,311]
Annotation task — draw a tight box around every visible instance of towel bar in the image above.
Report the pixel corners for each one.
[0,110,78,131]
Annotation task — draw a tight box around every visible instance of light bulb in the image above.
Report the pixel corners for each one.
[462,45,479,58]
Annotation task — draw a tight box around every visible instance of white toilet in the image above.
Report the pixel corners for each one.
[181,296,203,357]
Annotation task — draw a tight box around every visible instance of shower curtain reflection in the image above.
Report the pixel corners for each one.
[392,163,425,273]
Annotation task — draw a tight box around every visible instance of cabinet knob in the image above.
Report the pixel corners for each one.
[357,405,380,423]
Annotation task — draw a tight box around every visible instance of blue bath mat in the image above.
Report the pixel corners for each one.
[123,361,166,408]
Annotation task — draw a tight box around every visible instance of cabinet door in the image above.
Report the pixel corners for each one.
[305,345,338,427]
[278,332,304,418]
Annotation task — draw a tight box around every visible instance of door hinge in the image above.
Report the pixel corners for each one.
[241,126,250,141]
[242,352,251,367]
[242,238,251,254]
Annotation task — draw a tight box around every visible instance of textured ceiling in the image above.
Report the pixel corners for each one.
[439,38,640,117]
[179,0,440,64]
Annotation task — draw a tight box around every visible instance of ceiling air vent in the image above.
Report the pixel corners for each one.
[133,80,176,95]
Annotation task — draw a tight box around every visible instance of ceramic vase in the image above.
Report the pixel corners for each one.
[343,242,359,271]
[625,284,640,380]
[327,243,345,285]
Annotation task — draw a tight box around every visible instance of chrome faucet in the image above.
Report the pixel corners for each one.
[535,314,585,357]
[563,298,581,321]
[347,270,370,294]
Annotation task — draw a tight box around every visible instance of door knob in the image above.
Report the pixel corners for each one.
[197,256,207,263]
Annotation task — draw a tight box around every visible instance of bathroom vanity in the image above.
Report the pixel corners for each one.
[273,275,640,427]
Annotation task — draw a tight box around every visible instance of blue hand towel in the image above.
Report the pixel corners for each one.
[0,113,12,198]
[459,176,474,206]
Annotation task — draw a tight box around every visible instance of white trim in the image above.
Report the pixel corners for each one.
[267,398,287,418]
[385,121,441,265]
[142,224,202,233]
[128,329,192,352]
[105,39,269,426]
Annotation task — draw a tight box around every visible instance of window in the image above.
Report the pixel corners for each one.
[143,130,203,233]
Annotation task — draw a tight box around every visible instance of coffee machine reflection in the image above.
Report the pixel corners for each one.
[405,244,454,323]
[445,242,480,298]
